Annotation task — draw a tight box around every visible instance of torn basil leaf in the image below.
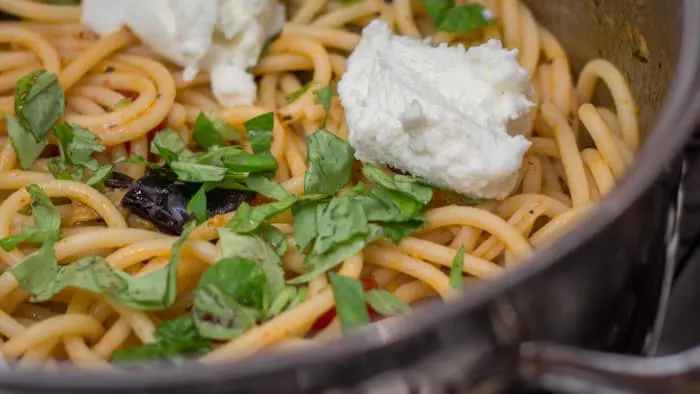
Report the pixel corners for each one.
[328,273,370,331]
[449,247,465,289]
[314,85,333,129]
[225,197,298,234]
[217,228,285,297]
[5,114,47,170]
[0,185,60,251]
[50,122,105,180]
[258,224,288,257]
[286,83,310,104]
[438,3,494,33]
[362,164,433,206]
[10,221,195,310]
[305,129,354,195]
[193,257,266,340]
[193,112,227,149]
[14,70,65,142]
[365,290,411,317]
[244,176,289,201]
[150,129,192,164]
[112,316,210,363]
[170,161,226,183]
[244,112,274,154]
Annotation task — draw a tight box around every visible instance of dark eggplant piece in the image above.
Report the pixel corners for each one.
[104,172,135,189]
[121,168,254,235]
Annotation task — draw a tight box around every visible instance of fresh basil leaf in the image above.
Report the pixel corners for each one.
[54,122,104,170]
[265,286,296,318]
[449,247,465,289]
[198,257,268,309]
[362,164,433,205]
[14,70,64,142]
[151,129,192,163]
[292,201,322,253]
[221,150,278,174]
[328,272,370,330]
[313,197,368,255]
[112,316,211,363]
[11,222,195,309]
[217,228,285,296]
[438,4,494,33]
[226,198,297,234]
[85,164,114,187]
[113,97,132,109]
[0,185,60,251]
[244,176,289,201]
[286,83,310,104]
[258,224,288,257]
[193,283,260,341]
[244,112,274,154]
[170,161,226,183]
[6,114,47,170]
[285,286,308,311]
[314,85,333,128]
[381,220,424,243]
[288,224,383,284]
[365,290,411,317]
[193,112,227,149]
[420,0,455,25]
[187,183,210,223]
[305,129,354,195]
[210,112,243,142]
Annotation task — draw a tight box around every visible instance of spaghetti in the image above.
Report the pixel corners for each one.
[0,0,638,368]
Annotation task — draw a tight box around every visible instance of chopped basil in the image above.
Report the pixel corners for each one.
[420,1,494,33]
[244,176,290,201]
[365,290,411,317]
[286,83,310,104]
[292,201,322,253]
[150,129,192,164]
[265,286,297,318]
[362,164,433,206]
[449,247,465,289]
[112,316,210,363]
[304,129,354,195]
[328,273,370,331]
[10,221,195,310]
[258,224,288,257]
[244,112,274,154]
[217,228,285,297]
[193,257,267,340]
[187,183,211,223]
[226,197,298,234]
[5,114,47,170]
[314,85,333,128]
[14,70,65,142]
[193,112,243,149]
[0,185,60,251]
[49,122,106,181]
[170,161,226,183]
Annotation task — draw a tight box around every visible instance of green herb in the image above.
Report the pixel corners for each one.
[305,129,354,195]
[420,1,493,33]
[193,257,267,340]
[0,185,60,251]
[14,70,64,142]
[112,316,210,363]
[438,4,493,33]
[328,273,370,331]
[226,197,298,234]
[150,129,192,164]
[244,175,289,201]
[85,164,114,187]
[258,224,288,257]
[449,247,465,289]
[5,114,47,170]
[244,112,274,154]
[187,183,211,223]
[292,201,322,253]
[362,164,433,205]
[462,195,487,206]
[265,286,297,318]
[312,197,368,256]
[380,220,424,243]
[113,97,132,109]
[10,221,195,310]
[286,83,310,104]
[193,112,243,149]
[314,85,333,128]
[365,290,411,317]
[170,161,226,183]
[49,122,106,181]
[285,286,308,311]
[217,228,285,297]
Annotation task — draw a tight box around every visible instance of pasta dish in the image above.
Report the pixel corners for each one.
[0,0,638,368]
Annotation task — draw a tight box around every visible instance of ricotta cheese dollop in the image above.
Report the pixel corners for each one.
[82,0,285,107]
[337,20,535,199]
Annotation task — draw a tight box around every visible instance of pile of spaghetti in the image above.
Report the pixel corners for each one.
[0,0,638,368]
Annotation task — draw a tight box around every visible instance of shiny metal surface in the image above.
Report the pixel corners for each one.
[0,1,698,393]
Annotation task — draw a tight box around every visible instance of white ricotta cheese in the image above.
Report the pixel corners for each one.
[81,0,285,107]
[337,20,535,199]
